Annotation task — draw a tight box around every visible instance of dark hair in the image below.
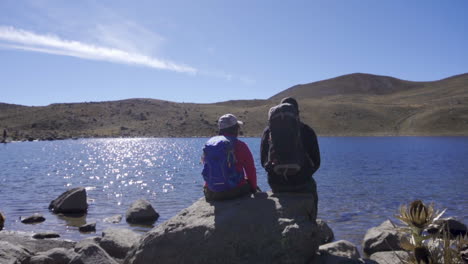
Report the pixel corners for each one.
[219,124,239,136]
[280,97,299,111]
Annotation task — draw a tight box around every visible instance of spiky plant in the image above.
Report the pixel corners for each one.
[395,200,467,264]
[396,200,446,246]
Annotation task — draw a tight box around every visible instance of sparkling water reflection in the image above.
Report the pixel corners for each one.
[0,137,467,247]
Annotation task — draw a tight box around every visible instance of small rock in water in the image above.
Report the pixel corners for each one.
[49,187,88,214]
[33,232,60,239]
[79,222,96,233]
[20,213,46,224]
[103,215,122,224]
[0,211,5,231]
[126,199,159,224]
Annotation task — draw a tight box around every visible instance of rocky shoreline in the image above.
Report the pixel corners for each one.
[1,188,466,264]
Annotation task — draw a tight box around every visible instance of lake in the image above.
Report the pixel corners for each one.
[0,137,467,248]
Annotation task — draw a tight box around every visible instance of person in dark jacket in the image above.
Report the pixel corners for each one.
[260,97,320,211]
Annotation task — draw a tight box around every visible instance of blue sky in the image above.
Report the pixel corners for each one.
[0,0,467,106]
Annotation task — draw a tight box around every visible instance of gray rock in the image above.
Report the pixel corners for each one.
[70,243,118,264]
[79,222,96,233]
[0,211,5,231]
[124,192,320,264]
[125,199,159,224]
[369,250,409,264]
[104,215,123,224]
[21,213,46,224]
[0,241,32,264]
[461,248,468,262]
[30,248,77,264]
[317,219,335,245]
[319,240,360,259]
[0,230,75,253]
[100,228,141,259]
[427,217,467,237]
[74,236,102,253]
[49,187,88,214]
[33,232,60,239]
[316,254,377,264]
[362,220,402,257]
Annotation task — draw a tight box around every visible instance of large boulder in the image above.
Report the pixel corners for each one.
[30,248,77,264]
[0,241,32,264]
[319,240,360,259]
[125,199,159,224]
[362,220,402,257]
[70,243,118,264]
[124,192,320,264]
[99,228,141,259]
[317,219,335,245]
[369,251,409,264]
[49,187,88,214]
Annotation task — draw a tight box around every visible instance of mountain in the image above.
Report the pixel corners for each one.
[0,73,467,140]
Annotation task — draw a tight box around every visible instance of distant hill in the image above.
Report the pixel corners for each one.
[0,73,467,140]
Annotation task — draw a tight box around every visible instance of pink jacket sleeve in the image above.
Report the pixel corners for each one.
[235,140,257,191]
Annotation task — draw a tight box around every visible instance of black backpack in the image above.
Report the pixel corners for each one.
[266,103,306,180]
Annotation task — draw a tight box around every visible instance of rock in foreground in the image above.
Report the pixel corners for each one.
[100,228,141,260]
[319,240,360,259]
[362,220,402,257]
[0,241,32,264]
[49,187,88,214]
[124,192,319,264]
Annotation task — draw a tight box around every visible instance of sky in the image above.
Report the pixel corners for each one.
[0,0,467,106]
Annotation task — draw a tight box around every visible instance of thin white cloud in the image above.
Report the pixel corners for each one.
[0,25,196,74]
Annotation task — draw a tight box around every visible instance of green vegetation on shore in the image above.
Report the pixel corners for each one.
[1,72,467,141]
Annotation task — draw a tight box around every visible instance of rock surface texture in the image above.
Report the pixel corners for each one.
[49,187,88,214]
[0,230,75,253]
[362,220,402,257]
[30,247,78,264]
[369,251,409,264]
[124,192,319,264]
[0,241,32,264]
[319,240,360,259]
[69,243,118,264]
[100,228,141,260]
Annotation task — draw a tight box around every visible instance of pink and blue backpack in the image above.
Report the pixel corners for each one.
[202,135,244,192]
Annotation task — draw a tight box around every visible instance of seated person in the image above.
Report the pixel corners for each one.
[202,114,257,201]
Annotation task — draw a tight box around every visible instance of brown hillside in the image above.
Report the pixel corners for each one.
[0,73,467,140]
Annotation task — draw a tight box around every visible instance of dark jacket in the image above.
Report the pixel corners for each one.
[260,122,321,186]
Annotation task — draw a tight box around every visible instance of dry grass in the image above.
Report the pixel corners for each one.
[0,73,467,140]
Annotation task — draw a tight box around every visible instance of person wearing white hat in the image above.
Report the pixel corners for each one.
[201,114,257,201]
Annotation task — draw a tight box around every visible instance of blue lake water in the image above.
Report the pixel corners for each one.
[0,137,467,248]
